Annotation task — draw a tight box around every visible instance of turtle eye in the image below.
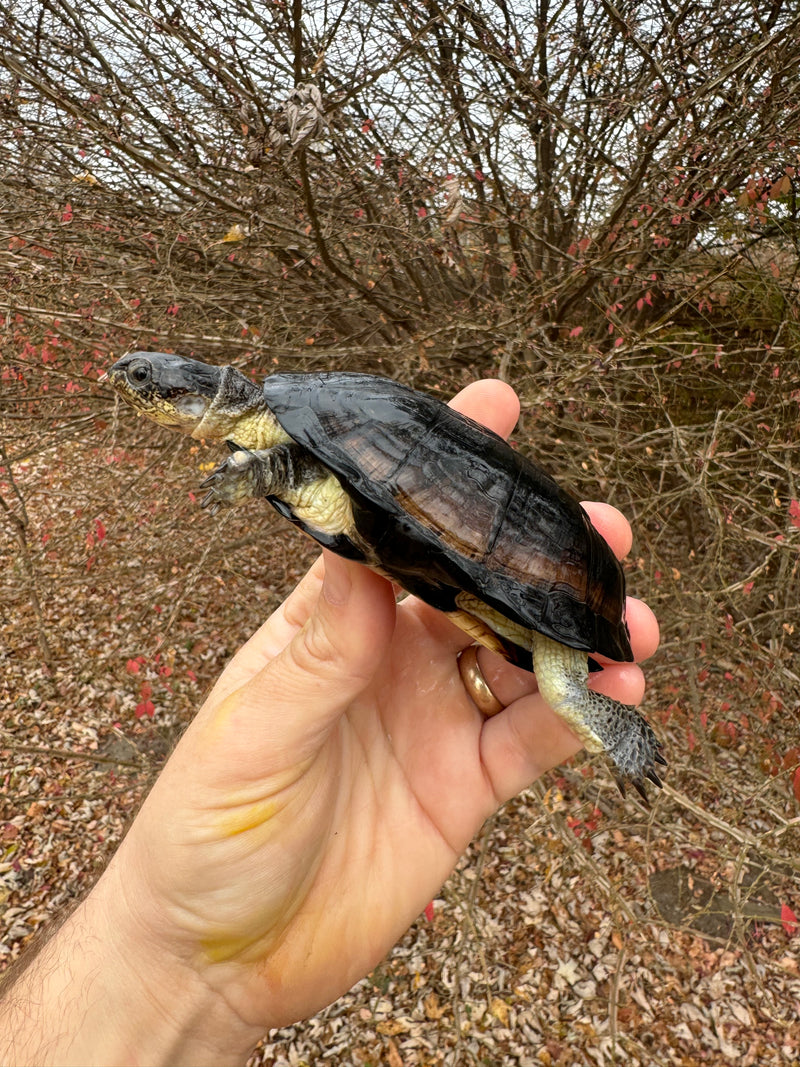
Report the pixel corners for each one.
[127,359,152,387]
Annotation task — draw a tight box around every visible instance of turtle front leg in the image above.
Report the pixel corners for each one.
[200,441,324,513]
[531,632,666,802]
[199,441,366,560]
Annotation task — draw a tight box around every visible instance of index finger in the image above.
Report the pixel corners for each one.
[448,384,634,561]
[447,378,520,438]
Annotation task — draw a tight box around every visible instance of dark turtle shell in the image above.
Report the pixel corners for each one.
[262,372,633,663]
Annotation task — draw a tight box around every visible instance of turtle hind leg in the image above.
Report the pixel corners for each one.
[531,632,665,802]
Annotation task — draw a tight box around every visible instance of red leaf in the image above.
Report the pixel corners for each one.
[135,699,155,719]
[95,518,107,542]
[781,903,798,936]
[789,500,800,529]
[569,326,583,338]
[793,766,800,804]
[374,152,382,169]
[126,659,140,674]
[61,203,73,223]
[423,901,434,922]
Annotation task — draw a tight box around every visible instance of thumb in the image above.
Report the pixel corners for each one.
[250,552,397,743]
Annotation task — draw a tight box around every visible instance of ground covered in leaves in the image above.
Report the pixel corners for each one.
[2,359,800,1065]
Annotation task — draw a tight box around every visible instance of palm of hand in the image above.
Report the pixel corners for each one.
[124,567,515,1027]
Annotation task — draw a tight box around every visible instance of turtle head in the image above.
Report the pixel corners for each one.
[105,351,223,433]
[105,352,285,447]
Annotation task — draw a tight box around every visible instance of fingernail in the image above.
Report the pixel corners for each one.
[322,554,351,606]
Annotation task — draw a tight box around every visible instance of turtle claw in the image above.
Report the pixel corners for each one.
[199,467,228,513]
[612,768,661,807]
[645,765,664,787]
[199,466,225,491]
[200,490,222,515]
[630,777,651,806]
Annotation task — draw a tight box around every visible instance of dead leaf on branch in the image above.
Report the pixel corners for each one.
[441,176,465,226]
[268,83,327,154]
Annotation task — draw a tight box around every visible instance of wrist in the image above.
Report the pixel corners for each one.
[0,854,263,1067]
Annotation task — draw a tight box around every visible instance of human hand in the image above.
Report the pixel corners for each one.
[3,380,657,1066]
[100,379,657,1039]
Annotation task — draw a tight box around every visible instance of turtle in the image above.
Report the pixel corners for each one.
[104,351,665,799]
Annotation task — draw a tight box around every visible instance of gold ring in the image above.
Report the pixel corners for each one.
[457,644,505,717]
